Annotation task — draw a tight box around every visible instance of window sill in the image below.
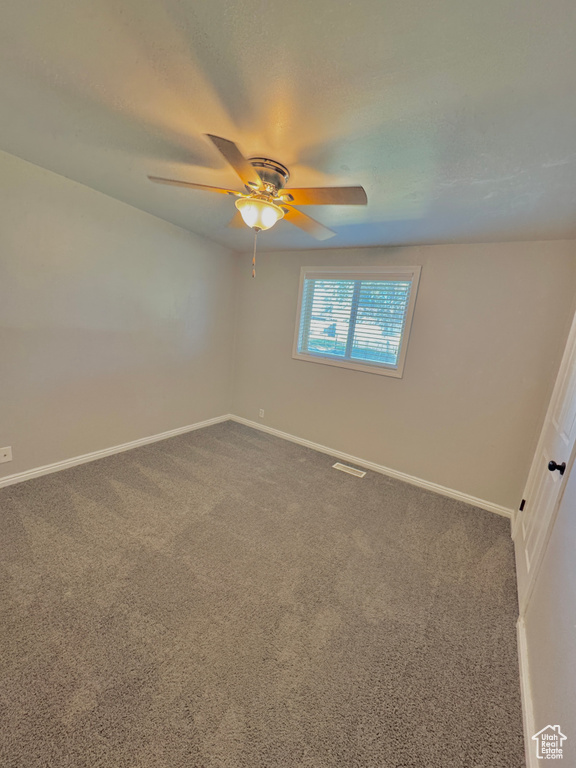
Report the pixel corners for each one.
[292,351,403,378]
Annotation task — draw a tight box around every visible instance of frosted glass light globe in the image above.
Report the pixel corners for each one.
[235,197,284,231]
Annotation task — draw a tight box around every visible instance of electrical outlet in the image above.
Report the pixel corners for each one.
[259,409,265,418]
[0,446,12,463]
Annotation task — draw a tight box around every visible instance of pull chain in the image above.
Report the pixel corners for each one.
[252,228,260,278]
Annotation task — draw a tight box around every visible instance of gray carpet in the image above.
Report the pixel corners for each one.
[0,421,524,767]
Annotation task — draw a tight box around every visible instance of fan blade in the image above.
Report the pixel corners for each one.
[279,186,367,206]
[282,206,336,240]
[205,134,263,191]
[148,176,240,195]
[227,210,246,228]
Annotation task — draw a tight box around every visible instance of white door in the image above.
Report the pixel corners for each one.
[514,308,576,613]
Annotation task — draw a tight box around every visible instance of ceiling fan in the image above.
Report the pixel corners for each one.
[148,134,367,241]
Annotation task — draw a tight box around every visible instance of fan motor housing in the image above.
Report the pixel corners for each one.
[248,157,290,193]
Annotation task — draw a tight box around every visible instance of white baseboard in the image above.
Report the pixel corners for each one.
[229,415,513,518]
[1,412,514,518]
[0,414,230,489]
[517,617,536,768]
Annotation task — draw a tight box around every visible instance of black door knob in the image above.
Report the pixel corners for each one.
[548,460,566,475]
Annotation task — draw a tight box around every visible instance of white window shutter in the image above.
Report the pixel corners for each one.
[293,266,421,378]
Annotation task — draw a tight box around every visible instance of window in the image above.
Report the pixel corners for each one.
[293,266,421,377]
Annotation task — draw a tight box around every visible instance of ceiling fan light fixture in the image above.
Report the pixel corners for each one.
[235,196,285,231]
[149,135,366,241]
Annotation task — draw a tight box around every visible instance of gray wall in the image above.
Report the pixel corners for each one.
[524,451,576,765]
[0,150,236,478]
[232,242,576,510]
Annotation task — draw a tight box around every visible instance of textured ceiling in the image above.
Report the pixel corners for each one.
[1,0,576,251]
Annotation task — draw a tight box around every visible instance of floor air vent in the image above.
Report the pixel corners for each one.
[332,462,366,478]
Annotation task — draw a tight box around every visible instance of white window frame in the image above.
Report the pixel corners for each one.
[292,265,421,378]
